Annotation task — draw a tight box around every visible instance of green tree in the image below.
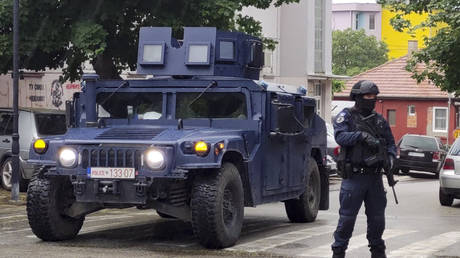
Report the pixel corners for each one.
[332,29,389,77]
[378,0,460,94]
[0,0,298,81]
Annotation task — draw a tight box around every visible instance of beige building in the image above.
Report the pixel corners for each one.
[242,0,335,122]
[0,70,81,110]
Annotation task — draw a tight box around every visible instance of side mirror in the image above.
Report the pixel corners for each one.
[270,101,303,135]
[65,100,75,128]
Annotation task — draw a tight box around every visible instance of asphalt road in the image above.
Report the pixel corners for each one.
[0,172,459,258]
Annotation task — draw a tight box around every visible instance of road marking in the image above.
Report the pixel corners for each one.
[388,231,460,258]
[299,229,415,257]
[227,225,336,252]
[0,214,27,220]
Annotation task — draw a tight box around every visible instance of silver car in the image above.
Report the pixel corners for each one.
[439,137,460,206]
[0,108,67,191]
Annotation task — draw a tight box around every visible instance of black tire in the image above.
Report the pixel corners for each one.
[156,211,175,219]
[439,188,454,207]
[191,162,244,249]
[1,157,28,192]
[284,157,321,223]
[27,174,85,241]
[401,168,410,174]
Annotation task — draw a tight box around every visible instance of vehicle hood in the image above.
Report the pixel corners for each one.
[56,126,251,144]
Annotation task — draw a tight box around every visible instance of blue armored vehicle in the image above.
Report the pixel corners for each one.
[26,27,328,248]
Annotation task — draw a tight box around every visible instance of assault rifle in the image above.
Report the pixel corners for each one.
[357,113,399,204]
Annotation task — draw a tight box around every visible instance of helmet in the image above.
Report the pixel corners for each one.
[349,80,379,100]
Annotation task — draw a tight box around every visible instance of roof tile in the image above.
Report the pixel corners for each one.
[334,56,448,99]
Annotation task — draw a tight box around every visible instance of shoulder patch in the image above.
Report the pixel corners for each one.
[336,113,345,123]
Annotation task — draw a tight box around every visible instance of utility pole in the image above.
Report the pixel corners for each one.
[11,0,20,202]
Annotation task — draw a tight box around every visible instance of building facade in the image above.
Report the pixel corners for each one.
[332,3,382,40]
[242,0,334,122]
[332,3,440,59]
[334,56,458,145]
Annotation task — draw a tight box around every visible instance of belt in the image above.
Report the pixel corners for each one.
[353,167,381,174]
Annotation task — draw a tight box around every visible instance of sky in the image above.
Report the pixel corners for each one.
[332,0,377,3]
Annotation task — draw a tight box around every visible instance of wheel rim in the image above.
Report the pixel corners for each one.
[307,171,319,208]
[223,186,237,228]
[2,160,12,189]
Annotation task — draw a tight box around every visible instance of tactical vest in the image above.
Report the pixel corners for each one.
[347,108,387,169]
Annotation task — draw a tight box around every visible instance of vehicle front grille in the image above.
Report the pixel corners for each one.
[95,128,165,140]
[81,147,143,169]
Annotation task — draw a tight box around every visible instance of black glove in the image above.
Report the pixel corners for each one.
[360,131,380,147]
[388,154,395,171]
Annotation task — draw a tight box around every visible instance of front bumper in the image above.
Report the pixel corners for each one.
[70,175,188,206]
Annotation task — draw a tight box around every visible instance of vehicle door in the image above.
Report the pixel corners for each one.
[263,93,306,195]
[0,111,13,159]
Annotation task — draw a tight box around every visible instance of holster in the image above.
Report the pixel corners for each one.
[337,147,353,179]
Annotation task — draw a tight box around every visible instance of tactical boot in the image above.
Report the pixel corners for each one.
[370,245,386,258]
[332,247,345,258]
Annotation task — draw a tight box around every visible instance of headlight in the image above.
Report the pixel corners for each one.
[144,148,165,170]
[33,139,48,154]
[59,148,78,168]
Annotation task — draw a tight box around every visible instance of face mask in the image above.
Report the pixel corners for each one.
[356,97,376,115]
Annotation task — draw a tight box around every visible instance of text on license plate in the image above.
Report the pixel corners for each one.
[89,167,135,179]
[408,152,424,157]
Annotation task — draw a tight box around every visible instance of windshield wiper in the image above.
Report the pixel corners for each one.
[188,80,217,108]
[98,81,130,107]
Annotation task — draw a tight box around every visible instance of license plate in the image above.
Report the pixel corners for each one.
[89,167,135,179]
[408,152,424,157]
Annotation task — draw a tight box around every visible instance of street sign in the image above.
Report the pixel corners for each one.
[454,129,460,139]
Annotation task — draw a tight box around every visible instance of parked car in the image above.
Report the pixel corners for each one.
[396,134,447,175]
[439,137,460,206]
[326,123,339,161]
[326,123,339,175]
[0,108,67,191]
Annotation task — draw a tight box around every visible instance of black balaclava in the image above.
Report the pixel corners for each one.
[355,95,376,116]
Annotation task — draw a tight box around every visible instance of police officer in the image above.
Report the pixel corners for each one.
[331,80,396,258]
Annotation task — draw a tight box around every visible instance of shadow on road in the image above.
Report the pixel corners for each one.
[35,212,321,255]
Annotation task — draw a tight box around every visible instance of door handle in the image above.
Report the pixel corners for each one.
[2,139,10,143]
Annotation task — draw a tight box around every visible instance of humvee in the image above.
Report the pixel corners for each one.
[27,27,328,248]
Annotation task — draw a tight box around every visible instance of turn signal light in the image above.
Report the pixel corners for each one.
[33,139,48,154]
[443,158,455,170]
[195,141,210,156]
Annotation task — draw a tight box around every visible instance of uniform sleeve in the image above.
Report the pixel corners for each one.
[333,110,362,147]
[383,119,397,157]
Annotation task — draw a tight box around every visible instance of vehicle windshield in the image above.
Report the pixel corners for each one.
[399,135,438,151]
[176,92,247,119]
[35,114,67,135]
[96,92,163,120]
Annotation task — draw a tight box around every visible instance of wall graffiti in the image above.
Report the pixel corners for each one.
[29,83,44,103]
[51,80,64,107]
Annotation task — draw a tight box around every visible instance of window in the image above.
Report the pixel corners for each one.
[96,93,163,120]
[408,105,415,116]
[264,49,273,71]
[313,82,322,115]
[314,0,324,73]
[0,112,12,136]
[387,109,396,126]
[315,83,322,96]
[355,13,360,30]
[433,107,448,132]
[400,135,438,152]
[369,14,375,30]
[176,92,247,119]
